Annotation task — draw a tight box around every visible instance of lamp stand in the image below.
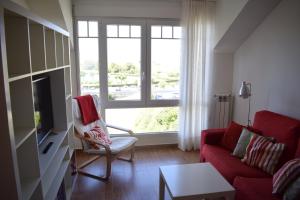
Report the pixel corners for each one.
[247,83,252,126]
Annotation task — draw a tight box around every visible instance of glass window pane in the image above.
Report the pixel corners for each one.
[107,25,118,37]
[119,25,130,37]
[151,39,180,100]
[107,38,141,100]
[106,107,179,134]
[78,21,88,37]
[130,25,141,37]
[88,21,98,37]
[79,38,99,95]
[162,26,172,38]
[151,26,161,38]
[173,26,182,38]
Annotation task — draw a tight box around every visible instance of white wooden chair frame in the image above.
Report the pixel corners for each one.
[73,96,137,181]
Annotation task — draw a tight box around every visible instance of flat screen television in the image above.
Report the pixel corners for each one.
[33,76,54,145]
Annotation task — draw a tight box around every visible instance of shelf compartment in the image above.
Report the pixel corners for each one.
[64,67,71,97]
[63,36,70,65]
[42,146,69,198]
[16,133,41,200]
[48,69,68,131]
[29,21,46,72]
[41,144,68,196]
[67,125,75,157]
[64,163,74,200]
[55,32,64,67]
[4,11,31,78]
[9,77,35,146]
[38,130,68,176]
[30,183,43,200]
[45,28,56,69]
[66,96,73,127]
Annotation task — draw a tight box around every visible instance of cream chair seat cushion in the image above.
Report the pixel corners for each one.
[85,137,138,154]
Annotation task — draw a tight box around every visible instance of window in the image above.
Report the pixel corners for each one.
[150,25,181,100]
[106,24,142,101]
[77,20,99,96]
[76,19,181,134]
[106,107,179,134]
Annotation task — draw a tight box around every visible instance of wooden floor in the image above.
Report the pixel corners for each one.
[71,146,199,200]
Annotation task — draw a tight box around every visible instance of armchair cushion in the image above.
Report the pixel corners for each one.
[86,137,138,154]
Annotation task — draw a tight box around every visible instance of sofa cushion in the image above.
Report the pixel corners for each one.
[234,177,280,200]
[273,158,300,195]
[221,121,244,151]
[202,144,270,183]
[242,134,285,175]
[232,128,257,158]
[253,110,300,167]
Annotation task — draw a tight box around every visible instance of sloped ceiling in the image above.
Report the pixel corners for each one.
[10,0,71,32]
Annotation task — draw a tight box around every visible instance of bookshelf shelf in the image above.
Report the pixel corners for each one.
[15,127,36,149]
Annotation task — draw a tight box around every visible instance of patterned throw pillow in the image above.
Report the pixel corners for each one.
[84,126,112,149]
[242,134,285,174]
[232,128,256,158]
[273,158,300,195]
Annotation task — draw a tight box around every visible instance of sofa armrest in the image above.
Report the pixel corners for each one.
[200,128,226,149]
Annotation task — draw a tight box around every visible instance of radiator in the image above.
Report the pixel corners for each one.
[213,94,233,128]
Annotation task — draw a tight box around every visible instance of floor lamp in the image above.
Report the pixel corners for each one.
[239,81,252,126]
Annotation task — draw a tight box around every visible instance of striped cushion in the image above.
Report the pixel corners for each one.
[273,158,300,195]
[242,134,285,175]
[84,126,112,149]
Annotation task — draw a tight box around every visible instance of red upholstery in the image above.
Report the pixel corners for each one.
[221,121,244,151]
[200,110,300,200]
[201,144,270,183]
[200,128,225,162]
[234,177,280,200]
[253,110,300,167]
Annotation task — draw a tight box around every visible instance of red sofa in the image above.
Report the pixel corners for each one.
[200,110,300,200]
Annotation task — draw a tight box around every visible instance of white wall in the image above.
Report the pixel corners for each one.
[232,0,300,124]
[73,0,181,19]
[214,0,248,46]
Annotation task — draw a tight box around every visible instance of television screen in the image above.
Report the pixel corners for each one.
[33,76,53,145]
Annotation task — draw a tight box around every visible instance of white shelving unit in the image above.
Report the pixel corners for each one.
[0,2,75,200]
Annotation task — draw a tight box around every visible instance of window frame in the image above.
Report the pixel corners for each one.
[75,17,180,133]
[101,18,147,109]
[146,20,180,107]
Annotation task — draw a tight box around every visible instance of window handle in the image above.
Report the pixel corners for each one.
[142,72,145,81]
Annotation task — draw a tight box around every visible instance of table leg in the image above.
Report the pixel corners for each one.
[159,171,165,200]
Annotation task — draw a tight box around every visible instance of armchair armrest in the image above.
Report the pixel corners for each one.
[200,128,226,149]
[106,124,134,135]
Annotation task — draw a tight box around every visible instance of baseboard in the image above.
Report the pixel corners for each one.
[135,143,178,150]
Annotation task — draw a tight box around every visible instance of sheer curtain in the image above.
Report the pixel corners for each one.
[179,0,215,151]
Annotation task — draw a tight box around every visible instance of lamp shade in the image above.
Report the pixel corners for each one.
[239,81,251,99]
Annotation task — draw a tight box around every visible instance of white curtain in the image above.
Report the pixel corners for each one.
[179,0,215,151]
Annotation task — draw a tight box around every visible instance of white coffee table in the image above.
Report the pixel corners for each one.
[159,163,235,200]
